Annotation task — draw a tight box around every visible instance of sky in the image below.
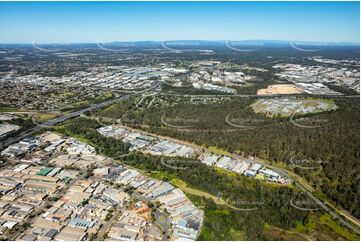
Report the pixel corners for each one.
[0,1,359,43]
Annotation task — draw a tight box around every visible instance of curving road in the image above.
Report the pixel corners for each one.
[269,166,360,234]
[162,93,360,99]
[0,95,132,150]
[1,82,358,235]
[0,81,161,151]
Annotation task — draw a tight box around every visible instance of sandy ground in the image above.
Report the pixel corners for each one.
[257,84,303,95]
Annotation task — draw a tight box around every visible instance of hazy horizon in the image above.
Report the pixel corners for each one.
[0,39,360,45]
[0,1,359,44]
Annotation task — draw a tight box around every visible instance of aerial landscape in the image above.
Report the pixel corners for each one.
[0,1,359,241]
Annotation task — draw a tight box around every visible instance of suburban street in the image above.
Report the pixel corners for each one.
[133,192,171,240]
[0,81,161,151]
[0,2,359,240]
[0,81,359,237]
[106,124,361,235]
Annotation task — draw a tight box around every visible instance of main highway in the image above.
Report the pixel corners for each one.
[0,81,359,235]
[95,121,361,235]
[261,163,360,234]
[0,82,160,151]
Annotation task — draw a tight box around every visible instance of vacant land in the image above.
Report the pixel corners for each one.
[257,84,303,95]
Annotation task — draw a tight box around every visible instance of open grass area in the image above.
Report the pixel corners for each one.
[207,146,233,156]
[95,91,114,101]
[320,214,359,241]
[295,218,316,233]
[60,92,115,113]
[184,192,206,208]
[52,91,75,98]
[0,107,34,112]
[149,170,226,206]
[55,117,360,241]
[33,112,60,122]
[262,226,310,241]
[170,178,225,205]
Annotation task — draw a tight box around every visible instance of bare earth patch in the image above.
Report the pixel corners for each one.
[257,84,303,95]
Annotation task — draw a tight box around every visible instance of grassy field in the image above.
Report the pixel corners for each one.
[320,214,359,241]
[295,219,316,233]
[61,92,115,113]
[170,178,225,205]
[149,171,225,205]
[55,117,360,241]
[207,146,233,156]
[32,112,60,122]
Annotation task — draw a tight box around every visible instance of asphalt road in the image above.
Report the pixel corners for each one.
[271,166,360,234]
[133,191,171,239]
[1,82,358,236]
[9,162,84,240]
[128,128,361,235]
[163,93,360,98]
[0,81,161,151]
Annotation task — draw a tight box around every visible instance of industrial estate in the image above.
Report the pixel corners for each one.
[0,2,359,240]
[0,40,359,240]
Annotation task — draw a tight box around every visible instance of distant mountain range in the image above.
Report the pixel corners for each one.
[99,40,360,47]
[1,40,359,48]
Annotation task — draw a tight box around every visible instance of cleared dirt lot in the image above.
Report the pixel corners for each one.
[257,84,303,95]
